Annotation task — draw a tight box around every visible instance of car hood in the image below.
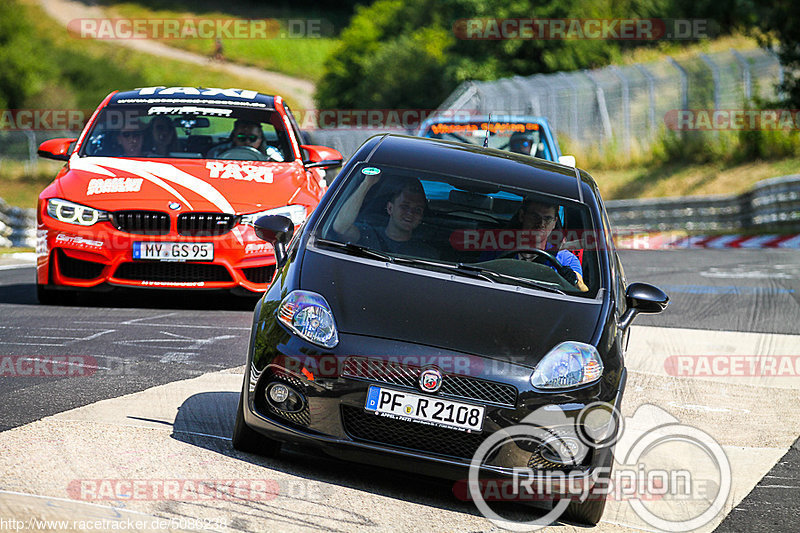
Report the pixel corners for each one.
[55,156,307,213]
[300,248,604,366]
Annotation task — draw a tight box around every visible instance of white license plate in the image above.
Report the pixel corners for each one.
[365,385,484,432]
[133,242,214,261]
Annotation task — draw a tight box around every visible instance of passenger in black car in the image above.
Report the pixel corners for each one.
[332,173,438,258]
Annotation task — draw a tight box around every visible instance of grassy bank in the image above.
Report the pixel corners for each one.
[94,2,339,82]
[15,0,295,110]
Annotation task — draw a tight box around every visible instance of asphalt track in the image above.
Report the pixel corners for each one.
[0,249,798,532]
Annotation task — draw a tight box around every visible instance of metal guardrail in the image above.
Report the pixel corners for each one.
[0,198,36,248]
[606,174,800,232]
[2,172,798,250]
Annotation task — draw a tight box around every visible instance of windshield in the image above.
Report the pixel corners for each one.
[315,164,601,297]
[422,121,553,160]
[78,104,295,162]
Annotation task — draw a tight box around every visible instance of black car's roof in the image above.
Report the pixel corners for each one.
[109,87,275,109]
[360,134,595,204]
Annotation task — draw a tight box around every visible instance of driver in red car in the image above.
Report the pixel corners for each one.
[208,120,284,161]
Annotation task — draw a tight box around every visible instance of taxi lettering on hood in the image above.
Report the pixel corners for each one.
[205,162,273,183]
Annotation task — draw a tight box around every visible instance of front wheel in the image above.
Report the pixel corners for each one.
[559,451,613,526]
[232,387,281,457]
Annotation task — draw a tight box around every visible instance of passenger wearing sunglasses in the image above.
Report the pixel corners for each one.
[207,119,284,161]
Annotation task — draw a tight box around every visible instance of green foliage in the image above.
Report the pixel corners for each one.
[0,0,294,117]
[0,2,50,108]
[315,0,723,110]
[751,1,800,109]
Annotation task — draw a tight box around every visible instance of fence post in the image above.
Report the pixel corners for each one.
[731,48,752,102]
[23,131,37,174]
[667,57,689,111]
[584,70,613,148]
[557,72,580,143]
[699,53,721,111]
[634,64,658,139]
[610,66,631,156]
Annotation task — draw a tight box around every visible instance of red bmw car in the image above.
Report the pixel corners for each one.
[35,86,343,304]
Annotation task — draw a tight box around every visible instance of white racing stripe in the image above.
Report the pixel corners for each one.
[71,157,236,213]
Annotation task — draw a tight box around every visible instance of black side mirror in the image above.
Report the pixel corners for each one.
[620,282,669,330]
[304,159,343,170]
[253,215,295,268]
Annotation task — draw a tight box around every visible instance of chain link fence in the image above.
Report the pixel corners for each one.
[438,47,783,157]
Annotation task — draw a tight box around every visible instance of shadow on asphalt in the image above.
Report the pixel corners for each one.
[169,391,556,530]
[0,282,259,311]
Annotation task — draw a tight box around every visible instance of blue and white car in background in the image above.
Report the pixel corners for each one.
[417,114,576,167]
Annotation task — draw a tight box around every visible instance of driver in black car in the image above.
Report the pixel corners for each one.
[207,119,284,161]
[513,198,589,292]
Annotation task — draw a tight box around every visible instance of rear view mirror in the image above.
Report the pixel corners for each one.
[253,215,295,268]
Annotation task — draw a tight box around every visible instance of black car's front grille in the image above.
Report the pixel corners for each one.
[177,213,237,236]
[56,249,105,279]
[112,211,171,235]
[241,265,275,284]
[113,262,232,282]
[342,356,518,407]
[341,405,488,459]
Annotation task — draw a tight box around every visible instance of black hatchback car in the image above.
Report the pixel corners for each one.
[233,134,667,525]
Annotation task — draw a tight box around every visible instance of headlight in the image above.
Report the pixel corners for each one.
[277,290,338,348]
[46,198,109,226]
[531,342,603,389]
[240,205,307,227]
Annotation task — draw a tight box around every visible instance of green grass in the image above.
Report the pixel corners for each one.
[95,3,338,82]
[596,157,800,200]
[0,160,62,208]
[19,0,297,109]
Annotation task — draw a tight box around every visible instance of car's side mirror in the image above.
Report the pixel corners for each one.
[558,155,576,167]
[619,282,669,330]
[253,215,295,268]
[38,138,77,161]
[301,144,343,169]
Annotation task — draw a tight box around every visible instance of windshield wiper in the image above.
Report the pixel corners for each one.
[315,239,495,283]
[455,263,567,295]
[315,238,395,262]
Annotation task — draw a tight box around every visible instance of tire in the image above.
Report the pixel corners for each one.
[232,388,281,457]
[36,285,74,306]
[559,451,614,526]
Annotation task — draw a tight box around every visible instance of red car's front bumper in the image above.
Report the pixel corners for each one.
[36,213,278,294]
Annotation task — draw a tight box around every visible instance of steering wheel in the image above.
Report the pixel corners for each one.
[217,146,269,161]
[498,247,578,286]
